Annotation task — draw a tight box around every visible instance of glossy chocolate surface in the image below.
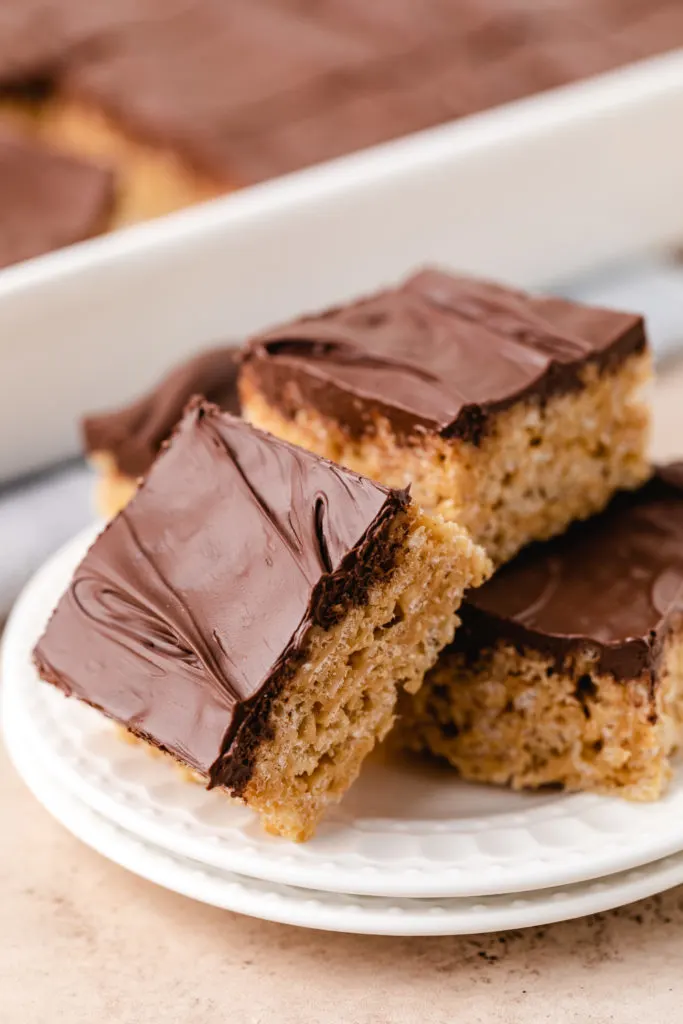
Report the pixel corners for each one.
[243,269,646,442]
[455,467,683,679]
[0,129,114,268]
[82,346,241,477]
[35,403,408,790]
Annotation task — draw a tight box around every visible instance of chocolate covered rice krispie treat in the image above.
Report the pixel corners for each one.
[240,268,652,565]
[35,402,489,840]
[400,466,683,801]
[82,345,240,518]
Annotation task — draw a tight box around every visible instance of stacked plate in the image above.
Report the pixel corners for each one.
[4,527,683,936]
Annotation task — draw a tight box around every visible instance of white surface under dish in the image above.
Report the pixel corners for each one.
[1,50,683,483]
[5,685,683,937]
[6,525,683,901]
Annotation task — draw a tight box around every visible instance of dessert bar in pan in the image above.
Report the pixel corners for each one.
[241,268,651,565]
[401,466,683,802]
[35,403,489,840]
[2,0,683,266]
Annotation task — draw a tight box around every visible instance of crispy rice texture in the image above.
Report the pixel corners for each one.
[240,351,652,565]
[397,632,683,802]
[115,505,490,841]
[89,453,139,518]
[38,100,223,227]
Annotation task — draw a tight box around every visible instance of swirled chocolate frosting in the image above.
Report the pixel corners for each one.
[242,269,646,443]
[454,466,683,679]
[82,346,241,477]
[0,129,114,268]
[35,402,409,791]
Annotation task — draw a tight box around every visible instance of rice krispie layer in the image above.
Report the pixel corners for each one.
[38,99,221,228]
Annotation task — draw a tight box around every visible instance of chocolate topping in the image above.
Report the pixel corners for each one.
[243,269,646,443]
[0,0,187,83]
[454,467,683,680]
[82,345,241,477]
[0,128,114,268]
[34,403,409,791]
[59,0,375,180]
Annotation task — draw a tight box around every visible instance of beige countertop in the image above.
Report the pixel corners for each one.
[3,361,683,1024]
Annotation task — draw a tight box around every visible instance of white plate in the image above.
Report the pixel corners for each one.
[6,526,683,901]
[6,688,683,936]
[1,51,682,482]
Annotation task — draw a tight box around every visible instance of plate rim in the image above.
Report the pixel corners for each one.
[7,524,683,900]
[7,690,683,936]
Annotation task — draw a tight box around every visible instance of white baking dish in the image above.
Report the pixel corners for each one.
[1,48,682,483]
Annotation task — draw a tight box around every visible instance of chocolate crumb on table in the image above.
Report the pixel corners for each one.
[399,466,683,802]
[34,403,490,841]
[240,267,652,565]
[82,346,241,518]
